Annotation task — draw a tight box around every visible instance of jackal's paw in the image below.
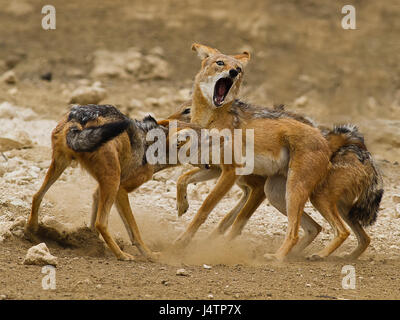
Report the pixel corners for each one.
[177,202,189,217]
[23,225,40,242]
[118,252,136,261]
[306,254,324,261]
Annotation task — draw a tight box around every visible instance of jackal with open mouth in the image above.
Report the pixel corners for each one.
[169,103,383,259]
[171,43,360,262]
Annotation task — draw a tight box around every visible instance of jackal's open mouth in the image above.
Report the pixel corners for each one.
[213,77,233,107]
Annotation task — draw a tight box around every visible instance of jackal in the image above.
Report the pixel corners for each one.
[169,102,383,259]
[171,43,378,262]
[26,104,198,261]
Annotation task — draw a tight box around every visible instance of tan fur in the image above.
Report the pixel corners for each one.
[170,44,335,261]
[26,109,201,261]
[171,102,379,259]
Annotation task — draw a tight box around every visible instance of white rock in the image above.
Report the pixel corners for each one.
[1,70,17,84]
[294,95,308,107]
[23,243,58,266]
[176,268,189,276]
[129,99,144,110]
[69,84,107,105]
[203,264,212,270]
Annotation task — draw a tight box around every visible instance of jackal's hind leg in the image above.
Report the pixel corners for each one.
[115,188,159,261]
[209,184,250,239]
[225,184,265,240]
[308,197,350,260]
[338,206,370,260]
[264,176,321,255]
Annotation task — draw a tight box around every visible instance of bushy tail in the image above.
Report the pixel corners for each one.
[348,161,384,227]
[66,119,131,152]
[322,124,366,155]
[326,124,384,227]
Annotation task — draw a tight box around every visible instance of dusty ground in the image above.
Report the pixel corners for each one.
[0,0,400,300]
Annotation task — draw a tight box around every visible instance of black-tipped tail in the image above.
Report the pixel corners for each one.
[348,186,383,227]
[66,120,130,152]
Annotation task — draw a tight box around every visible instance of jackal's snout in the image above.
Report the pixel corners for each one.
[229,68,239,78]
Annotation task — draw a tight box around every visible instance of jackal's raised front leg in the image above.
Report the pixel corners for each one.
[174,167,236,249]
[176,166,221,216]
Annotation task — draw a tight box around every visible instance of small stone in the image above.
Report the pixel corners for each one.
[96,284,102,289]
[0,294,6,300]
[8,88,18,95]
[294,95,308,108]
[128,99,144,110]
[176,268,189,276]
[203,264,212,270]
[69,84,107,105]
[144,97,160,108]
[306,283,312,288]
[1,70,17,84]
[207,294,214,299]
[161,280,169,286]
[23,243,58,266]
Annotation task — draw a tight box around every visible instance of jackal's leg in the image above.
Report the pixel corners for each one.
[95,178,134,261]
[115,187,159,261]
[177,167,221,216]
[268,167,323,261]
[226,183,266,239]
[264,175,322,254]
[211,175,267,238]
[27,155,71,233]
[209,184,250,239]
[308,197,350,260]
[90,153,134,261]
[90,187,99,234]
[338,206,370,260]
[174,167,237,249]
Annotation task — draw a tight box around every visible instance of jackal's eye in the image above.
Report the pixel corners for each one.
[216,60,224,66]
[182,108,190,115]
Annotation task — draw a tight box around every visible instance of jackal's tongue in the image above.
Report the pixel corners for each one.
[213,77,233,106]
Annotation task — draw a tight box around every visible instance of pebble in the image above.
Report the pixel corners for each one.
[176,268,190,276]
[1,70,17,84]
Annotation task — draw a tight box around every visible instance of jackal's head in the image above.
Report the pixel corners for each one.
[191,43,250,108]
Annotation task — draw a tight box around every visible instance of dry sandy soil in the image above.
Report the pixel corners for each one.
[0,0,400,300]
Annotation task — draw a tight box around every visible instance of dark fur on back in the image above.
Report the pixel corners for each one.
[68,104,127,124]
[67,120,131,152]
[230,100,316,128]
[66,105,163,157]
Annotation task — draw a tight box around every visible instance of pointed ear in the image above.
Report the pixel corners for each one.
[233,51,251,67]
[191,43,220,60]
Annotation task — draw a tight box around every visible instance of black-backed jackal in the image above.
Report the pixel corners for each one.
[170,104,383,259]
[171,43,383,261]
[26,104,198,261]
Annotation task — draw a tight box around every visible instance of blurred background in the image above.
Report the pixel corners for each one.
[0,0,399,160]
